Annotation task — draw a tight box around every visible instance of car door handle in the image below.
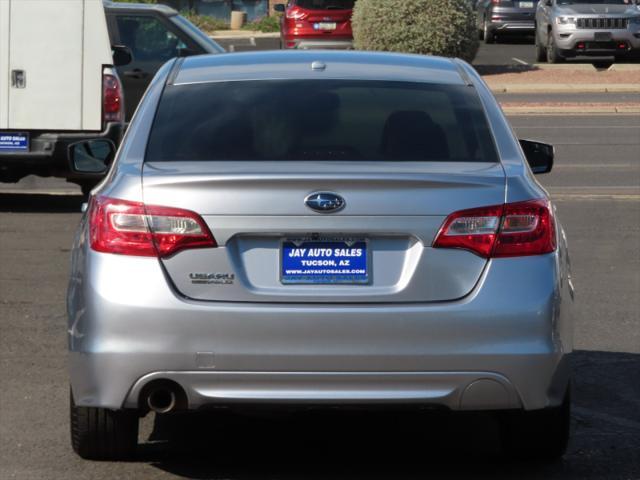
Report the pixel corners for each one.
[123,69,149,80]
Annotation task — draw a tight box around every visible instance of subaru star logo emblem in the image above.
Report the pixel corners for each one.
[305,192,345,213]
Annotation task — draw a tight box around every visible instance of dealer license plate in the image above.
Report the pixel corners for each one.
[281,238,368,284]
[0,132,29,152]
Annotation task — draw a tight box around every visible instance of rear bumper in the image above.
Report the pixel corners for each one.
[489,20,535,33]
[0,122,122,179]
[68,249,573,412]
[283,36,354,50]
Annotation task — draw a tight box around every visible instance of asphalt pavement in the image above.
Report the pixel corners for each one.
[0,114,639,479]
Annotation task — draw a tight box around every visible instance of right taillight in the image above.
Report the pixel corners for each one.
[89,196,217,258]
[102,71,122,124]
[433,199,556,258]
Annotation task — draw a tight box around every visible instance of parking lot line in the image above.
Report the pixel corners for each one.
[512,57,529,66]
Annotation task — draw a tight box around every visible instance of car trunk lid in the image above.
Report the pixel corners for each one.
[142,161,505,304]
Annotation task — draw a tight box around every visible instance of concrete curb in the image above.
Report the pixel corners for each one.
[531,63,640,71]
[501,104,640,114]
[489,83,640,93]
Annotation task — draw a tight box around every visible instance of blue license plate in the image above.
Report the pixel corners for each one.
[281,239,368,284]
[0,132,29,152]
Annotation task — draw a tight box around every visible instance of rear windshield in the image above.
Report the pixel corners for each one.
[146,80,498,163]
[295,0,356,9]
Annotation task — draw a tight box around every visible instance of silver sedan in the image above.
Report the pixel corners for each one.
[66,51,574,461]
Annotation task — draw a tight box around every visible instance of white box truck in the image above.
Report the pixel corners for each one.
[0,0,126,188]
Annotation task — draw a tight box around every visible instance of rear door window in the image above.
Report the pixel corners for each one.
[146,80,498,163]
[115,15,187,64]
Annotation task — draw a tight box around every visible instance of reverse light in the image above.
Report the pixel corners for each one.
[102,72,123,124]
[89,196,216,258]
[433,199,556,258]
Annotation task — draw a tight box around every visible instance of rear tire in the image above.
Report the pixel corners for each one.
[500,388,570,461]
[483,20,495,44]
[70,391,139,460]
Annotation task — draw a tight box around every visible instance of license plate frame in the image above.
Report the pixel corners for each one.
[519,2,534,8]
[0,132,29,152]
[281,237,369,285]
[314,22,337,31]
[594,31,612,41]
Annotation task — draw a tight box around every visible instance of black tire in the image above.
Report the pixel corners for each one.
[70,391,139,460]
[500,389,570,461]
[546,32,563,64]
[483,20,494,44]
[535,29,547,62]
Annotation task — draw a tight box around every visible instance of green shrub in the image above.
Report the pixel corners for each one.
[352,0,479,63]
[181,10,229,33]
[242,15,281,33]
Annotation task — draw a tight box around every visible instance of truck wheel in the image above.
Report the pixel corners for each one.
[547,33,563,63]
[483,20,495,44]
[500,389,570,461]
[70,391,139,460]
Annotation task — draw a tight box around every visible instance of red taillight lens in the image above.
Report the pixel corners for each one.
[103,73,122,123]
[433,199,556,258]
[89,196,217,258]
[286,6,307,19]
[494,199,556,257]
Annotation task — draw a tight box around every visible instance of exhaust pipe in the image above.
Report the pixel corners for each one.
[147,388,177,414]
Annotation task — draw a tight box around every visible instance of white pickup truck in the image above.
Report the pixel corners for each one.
[0,0,128,190]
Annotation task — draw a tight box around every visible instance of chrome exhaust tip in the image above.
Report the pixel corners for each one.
[146,389,177,414]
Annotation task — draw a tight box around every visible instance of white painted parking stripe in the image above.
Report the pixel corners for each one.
[512,57,529,65]
[553,164,637,168]
[511,125,640,129]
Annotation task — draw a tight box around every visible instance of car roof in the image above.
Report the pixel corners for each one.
[103,0,178,16]
[172,51,470,86]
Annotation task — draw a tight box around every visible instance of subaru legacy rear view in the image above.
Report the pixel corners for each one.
[67,51,573,461]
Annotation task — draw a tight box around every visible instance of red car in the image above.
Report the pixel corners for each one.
[274,0,356,50]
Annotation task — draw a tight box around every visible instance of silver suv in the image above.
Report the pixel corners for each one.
[535,0,640,62]
[67,51,573,462]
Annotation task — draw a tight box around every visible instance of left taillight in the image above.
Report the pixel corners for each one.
[89,196,217,258]
[432,199,556,258]
[102,70,122,124]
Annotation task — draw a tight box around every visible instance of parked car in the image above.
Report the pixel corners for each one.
[477,0,539,44]
[0,0,223,192]
[104,1,225,122]
[0,0,127,188]
[535,0,640,62]
[67,50,574,462]
[274,0,356,49]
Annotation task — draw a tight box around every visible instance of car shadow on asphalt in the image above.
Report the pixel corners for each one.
[0,193,84,213]
[136,350,640,479]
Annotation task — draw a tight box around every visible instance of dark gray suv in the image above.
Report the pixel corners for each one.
[477,0,539,43]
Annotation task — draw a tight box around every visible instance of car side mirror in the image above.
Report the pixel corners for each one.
[520,139,554,174]
[273,3,286,12]
[68,140,116,175]
[112,45,133,67]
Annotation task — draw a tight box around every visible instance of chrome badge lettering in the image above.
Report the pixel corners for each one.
[189,273,235,285]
